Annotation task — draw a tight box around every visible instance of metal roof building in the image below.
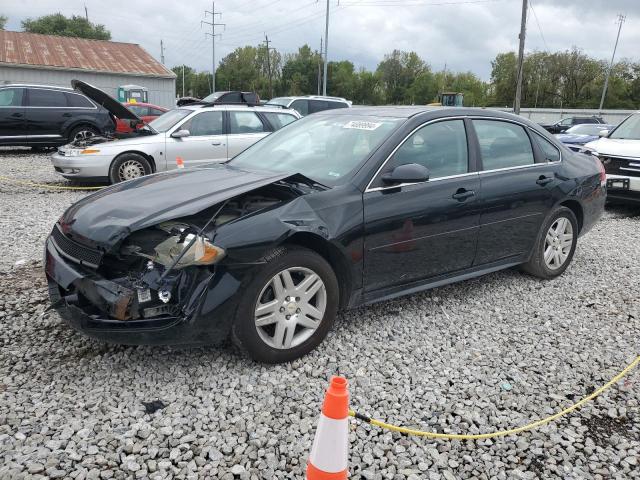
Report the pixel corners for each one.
[0,31,176,108]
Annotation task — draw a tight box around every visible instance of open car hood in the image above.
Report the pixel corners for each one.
[71,79,140,121]
[59,164,318,250]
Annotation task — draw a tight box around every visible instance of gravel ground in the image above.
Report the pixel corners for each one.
[1,150,639,479]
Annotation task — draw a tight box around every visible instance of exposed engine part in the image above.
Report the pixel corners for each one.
[158,289,172,303]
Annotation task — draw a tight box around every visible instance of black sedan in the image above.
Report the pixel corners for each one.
[46,107,606,363]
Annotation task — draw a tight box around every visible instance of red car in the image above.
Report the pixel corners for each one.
[115,102,168,133]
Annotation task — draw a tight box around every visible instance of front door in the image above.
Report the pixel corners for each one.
[226,111,270,158]
[25,87,68,141]
[0,87,26,143]
[363,119,482,293]
[165,110,227,169]
[471,118,557,265]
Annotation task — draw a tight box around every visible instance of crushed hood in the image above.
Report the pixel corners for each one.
[59,164,313,249]
[72,79,140,121]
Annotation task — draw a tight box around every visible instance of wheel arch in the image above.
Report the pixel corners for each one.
[65,121,101,138]
[112,150,157,173]
[558,199,584,233]
[282,232,352,310]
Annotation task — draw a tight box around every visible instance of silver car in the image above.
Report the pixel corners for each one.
[51,88,300,184]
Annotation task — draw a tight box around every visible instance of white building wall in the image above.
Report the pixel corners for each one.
[0,66,176,108]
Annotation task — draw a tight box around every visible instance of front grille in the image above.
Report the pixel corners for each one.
[602,156,640,178]
[51,225,103,267]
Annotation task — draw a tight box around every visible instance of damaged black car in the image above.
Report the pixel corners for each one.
[46,107,606,362]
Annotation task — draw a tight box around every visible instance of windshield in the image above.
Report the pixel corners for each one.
[565,124,608,136]
[609,114,640,140]
[148,109,191,132]
[201,91,226,103]
[230,114,404,185]
[266,97,292,106]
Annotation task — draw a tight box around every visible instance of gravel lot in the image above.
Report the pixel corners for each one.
[1,150,639,480]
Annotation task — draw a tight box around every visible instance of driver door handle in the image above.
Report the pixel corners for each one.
[452,188,475,201]
[212,142,224,146]
[536,175,553,186]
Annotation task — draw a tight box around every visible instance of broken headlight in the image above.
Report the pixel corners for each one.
[153,233,225,268]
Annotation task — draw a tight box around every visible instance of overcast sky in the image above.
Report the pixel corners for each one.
[3,0,639,79]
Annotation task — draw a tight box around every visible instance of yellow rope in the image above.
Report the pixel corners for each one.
[350,354,639,440]
[0,175,104,191]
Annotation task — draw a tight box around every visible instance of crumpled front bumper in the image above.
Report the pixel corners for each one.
[44,235,244,346]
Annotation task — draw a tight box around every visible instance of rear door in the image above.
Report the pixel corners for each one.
[0,87,26,144]
[262,111,298,131]
[289,99,309,116]
[25,87,69,141]
[472,118,558,265]
[363,118,482,293]
[165,110,227,168]
[226,111,270,158]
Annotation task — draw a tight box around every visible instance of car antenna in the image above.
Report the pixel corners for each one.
[158,199,229,283]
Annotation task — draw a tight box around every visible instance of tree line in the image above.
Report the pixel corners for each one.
[174,45,640,110]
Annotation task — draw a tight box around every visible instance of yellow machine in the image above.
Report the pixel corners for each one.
[427,92,464,107]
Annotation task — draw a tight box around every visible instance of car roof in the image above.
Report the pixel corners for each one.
[180,104,299,114]
[270,95,349,103]
[1,83,74,91]
[122,102,167,109]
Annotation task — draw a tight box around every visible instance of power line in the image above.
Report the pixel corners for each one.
[202,1,225,93]
[528,0,548,51]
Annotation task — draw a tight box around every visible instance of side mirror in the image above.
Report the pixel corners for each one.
[598,129,609,138]
[381,163,430,185]
[171,129,190,138]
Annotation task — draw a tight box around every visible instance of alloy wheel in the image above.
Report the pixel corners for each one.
[74,129,95,141]
[118,160,146,181]
[544,216,573,270]
[254,267,327,349]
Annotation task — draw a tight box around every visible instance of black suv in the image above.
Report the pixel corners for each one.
[0,84,115,148]
[540,116,605,134]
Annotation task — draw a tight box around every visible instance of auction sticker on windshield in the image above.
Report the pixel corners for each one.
[343,120,382,130]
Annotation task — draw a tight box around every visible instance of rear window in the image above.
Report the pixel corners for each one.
[66,93,94,108]
[263,112,297,130]
[28,88,67,107]
[0,88,24,107]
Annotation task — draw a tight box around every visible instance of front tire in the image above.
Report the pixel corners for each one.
[231,247,339,363]
[108,153,152,184]
[68,125,98,144]
[522,206,578,279]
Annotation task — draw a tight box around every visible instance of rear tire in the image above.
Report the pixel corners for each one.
[231,247,339,363]
[108,153,152,184]
[522,206,578,279]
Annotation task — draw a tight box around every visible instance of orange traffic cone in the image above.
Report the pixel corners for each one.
[176,156,184,169]
[306,376,349,479]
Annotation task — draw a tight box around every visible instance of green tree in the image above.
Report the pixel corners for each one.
[376,50,428,104]
[353,70,385,105]
[22,13,111,40]
[171,65,197,98]
[281,45,322,96]
[327,60,357,100]
[0,15,7,30]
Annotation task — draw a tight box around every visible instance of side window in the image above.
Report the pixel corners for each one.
[28,89,67,107]
[229,111,266,134]
[181,111,224,136]
[0,88,24,107]
[559,118,572,126]
[308,100,329,113]
[221,92,243,103]
[533,133,561,162]
[383,120,468,180]
[327,101,348,110]
[289,99,308,116]
[66,93,94,108]
[263,112,297,130]
[473,120,534,170]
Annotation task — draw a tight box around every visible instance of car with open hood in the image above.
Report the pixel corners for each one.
[50,81,300,184]
[581,112,640,205]
[45,107,606,363]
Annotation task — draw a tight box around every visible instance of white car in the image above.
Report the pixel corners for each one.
[51,81,300,184]
[582,112,640,205]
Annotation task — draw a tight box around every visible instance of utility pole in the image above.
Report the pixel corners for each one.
[182,65,185,97]
[84,4,89,21]
[160,39,165,64]
[323,0,330,96]
[202,2,225,94]
[318,37,323,95]
[262,34,275,99]
[514,0,527,115]
[599,14,625,111]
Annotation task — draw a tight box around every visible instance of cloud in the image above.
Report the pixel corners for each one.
[2,0,639,80]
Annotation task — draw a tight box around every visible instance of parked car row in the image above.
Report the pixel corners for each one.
[539,115,606,134]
